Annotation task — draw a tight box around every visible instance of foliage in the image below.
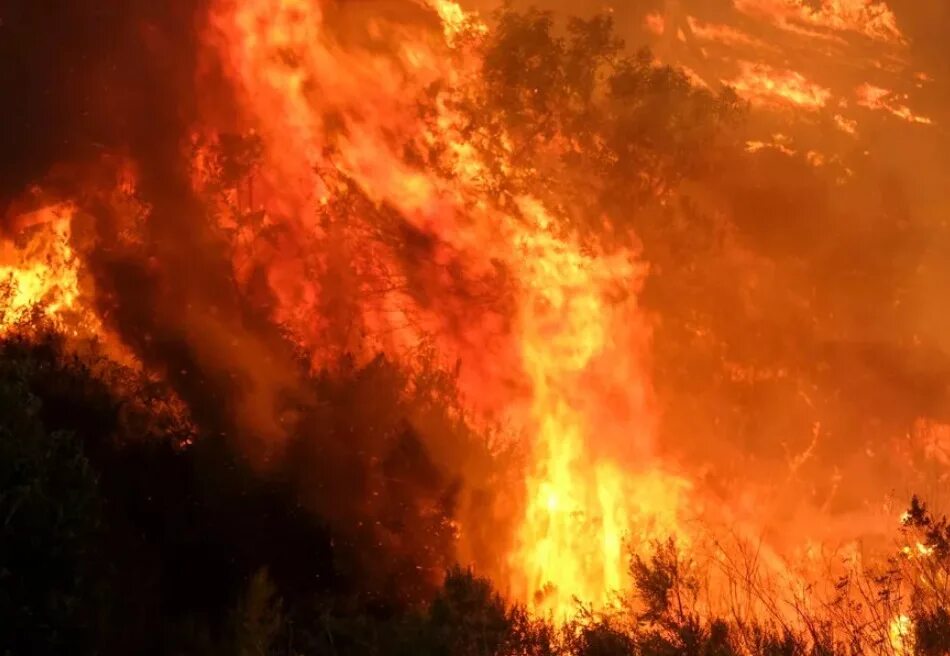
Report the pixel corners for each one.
[470,6,742,224]
[234,569,286,656]
[0,344,103,655]
[4,329,950,656]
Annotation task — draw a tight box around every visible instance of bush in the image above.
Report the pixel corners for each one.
[0,340,103,654]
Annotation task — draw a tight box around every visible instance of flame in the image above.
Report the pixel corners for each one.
[509,198,688,617]
[834,113,859,135]
[889,614,915,656]
[0,200,143,372]
[429,0,486,44]
[729,61,831,109]
[734,0,904,44]
[644,12,665,36]
[856,83,933,125]
[0,203,90,335]
[688,17,772,51]
[746,133,797,156]
[207,0,689,616]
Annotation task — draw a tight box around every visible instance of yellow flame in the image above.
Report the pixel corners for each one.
[509,198,688,617]
[889,614,915,656]
[0,204,90,335]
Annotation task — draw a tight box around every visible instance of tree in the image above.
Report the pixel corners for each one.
[471,6,741,226]
[0,349,102,655]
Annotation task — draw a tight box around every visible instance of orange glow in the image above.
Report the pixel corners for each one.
[644,12,665,36]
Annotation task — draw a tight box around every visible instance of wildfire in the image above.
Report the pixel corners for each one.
[745,133,797,156]
[687,17,772,51]
[4,0,945,638]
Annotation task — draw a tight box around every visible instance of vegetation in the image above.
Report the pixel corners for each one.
[463,5,742,228]
[2,329,950,656]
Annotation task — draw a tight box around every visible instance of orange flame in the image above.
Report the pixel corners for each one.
[889,614,915,656]
[208,0,689,616]
[729,61,832,109]
[856,83,933,125]
[0,203,90,335]
[735,0,904,44]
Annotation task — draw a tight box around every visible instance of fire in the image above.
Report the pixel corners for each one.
[856,83,933,125]
[745,133,797,156]
[687,17,771,51]
[509,198,688,617]
[644,12,665,36]
[4,0,944,636]
[889,614,915,656]
[734,0,904,44]
[835,113,859,135]
[0,203,89,335]
[207,0,688,616]
[728,61,831,109]
[430,0,486,43]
